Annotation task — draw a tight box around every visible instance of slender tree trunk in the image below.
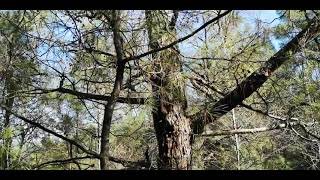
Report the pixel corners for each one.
[232,109,240,170]
[97,106,102,169]
[68,142,72,169]
[1,70,14,170]
[146,10,192,170]
[74,111,80,155]
[100,10,125,170]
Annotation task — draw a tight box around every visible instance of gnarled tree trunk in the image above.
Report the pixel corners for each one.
[152,101,192,169]
[146,10,192,170]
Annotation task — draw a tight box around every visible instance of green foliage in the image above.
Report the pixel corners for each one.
[1,10,320,170]
[109,109,154,167]
[1,127,13,140]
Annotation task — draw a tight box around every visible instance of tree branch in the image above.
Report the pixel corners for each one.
[108,156,149,169]
[169,10,180,30]
[192,17,320,134]
[34,156,95,170]
[0,104,100,158]
[32,87,146,105]
[199,122,316,137]
[0,104,148,168]
[124,10,231,62]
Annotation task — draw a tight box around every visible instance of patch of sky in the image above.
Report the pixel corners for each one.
[312,68,320,81]
[238,10,283,51]
[179,10,284,58]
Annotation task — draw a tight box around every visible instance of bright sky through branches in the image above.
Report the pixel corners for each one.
[239,10,282,50]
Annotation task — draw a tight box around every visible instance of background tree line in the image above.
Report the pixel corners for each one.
[1,10,320,170]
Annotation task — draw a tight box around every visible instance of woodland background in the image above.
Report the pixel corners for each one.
[1,10,320,170]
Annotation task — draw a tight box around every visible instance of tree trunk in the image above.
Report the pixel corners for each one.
[1,70,14,170]
[99,10,125,170]
[232,109,240,170]
[146,10,192,170]
[152,102,192,169]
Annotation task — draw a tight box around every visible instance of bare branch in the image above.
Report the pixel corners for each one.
[199,122,316,137]
[34,156,95,170]
[108,156,149,169]
[32,87,146,105]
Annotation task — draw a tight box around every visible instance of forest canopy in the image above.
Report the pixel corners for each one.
[1,10,320,170]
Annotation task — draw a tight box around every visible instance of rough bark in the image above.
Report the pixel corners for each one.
[146,10,192,170]
[152,103,192,170]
